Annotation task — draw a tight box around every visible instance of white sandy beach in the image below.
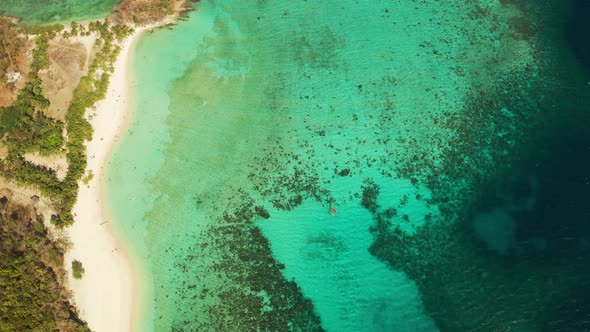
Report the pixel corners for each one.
[64,26,147,332]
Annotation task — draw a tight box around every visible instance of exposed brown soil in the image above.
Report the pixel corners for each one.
[39,38,91,121]
[23,152,69,181]
[0,176,55,219]
[0,17,31,108]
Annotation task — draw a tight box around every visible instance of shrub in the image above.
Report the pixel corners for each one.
[82,170,94,184]
[72,260,85,279]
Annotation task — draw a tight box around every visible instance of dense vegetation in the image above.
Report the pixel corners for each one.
[0,28,66,205]
[112,0,189,25]
[0,20,132,227]
[0,197,89,331]
[22,23,65,36]
[0,79,64,156]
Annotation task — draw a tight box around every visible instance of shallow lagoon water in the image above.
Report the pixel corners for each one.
[104,0,590,331]
[0,0,117,24]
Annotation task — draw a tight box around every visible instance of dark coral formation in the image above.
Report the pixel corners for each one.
[247,142,332,211]
[154,0,590,330]
[360,179,380,213]
[204,224,322,331]
[169,191,323,331]
[366,1,590,331]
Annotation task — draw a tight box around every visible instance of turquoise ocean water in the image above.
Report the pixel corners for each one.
[0,0,117,24]
[107,1,455,330]
[105,0,590,330]
[4,0,590,330]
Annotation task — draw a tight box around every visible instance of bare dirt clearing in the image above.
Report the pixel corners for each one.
[39,36,95,121]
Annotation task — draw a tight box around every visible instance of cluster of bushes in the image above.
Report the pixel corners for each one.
[112,0,181,25]
[21,23,64,36]
[30,31,56,72]
[9,158,62,196]
[61,22,84,39]
[72,260,85,279]
[82,170,94,185]
[1,85,64,156]
[0,80,49,136]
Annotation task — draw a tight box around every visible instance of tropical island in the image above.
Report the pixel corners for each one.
[2,0,590,331]
[0,1,190,330]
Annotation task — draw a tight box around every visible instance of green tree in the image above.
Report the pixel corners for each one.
[72,260,85,279]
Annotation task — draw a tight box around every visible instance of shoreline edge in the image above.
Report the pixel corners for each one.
[65,24,159,332]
